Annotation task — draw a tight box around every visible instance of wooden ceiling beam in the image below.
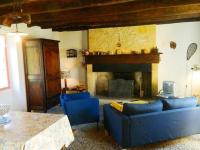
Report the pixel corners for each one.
[53,26,90,31]
[1,0,200,31]
[30,0,200,24]
[52,16,200,31]
[35,4,200,29]
[0,0,132,15]
[1,0,200,16]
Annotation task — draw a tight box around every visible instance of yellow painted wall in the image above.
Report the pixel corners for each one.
[89,25,156,53]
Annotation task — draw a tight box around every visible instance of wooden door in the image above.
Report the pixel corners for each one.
[23,40,46,111]
[42,40,61,108]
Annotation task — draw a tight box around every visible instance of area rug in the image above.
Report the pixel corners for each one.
[68,124,200,150]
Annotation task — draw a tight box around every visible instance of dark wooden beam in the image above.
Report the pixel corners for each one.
[51,11,200,31]
[2,0,200,31]
[0,0,14,6]
[36,4,200,29]
[0,0,131,15]
[31,0,200,24]
[52,17,200,31]
[52,26,90,31]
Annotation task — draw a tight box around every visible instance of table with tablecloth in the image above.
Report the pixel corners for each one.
[0,111,74,150]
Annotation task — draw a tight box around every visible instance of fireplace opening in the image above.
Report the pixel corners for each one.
[95,71,151,98]
[109,72,134,98]
[93,64,153,98]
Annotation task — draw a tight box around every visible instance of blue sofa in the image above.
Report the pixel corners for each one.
[103,97,200,149]
[60,92,99,126]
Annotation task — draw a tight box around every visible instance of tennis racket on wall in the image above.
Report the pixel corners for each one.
[185,43,198,96]
[186,43,197,61]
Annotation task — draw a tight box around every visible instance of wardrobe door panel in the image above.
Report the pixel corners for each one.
[23,40,46,112]
[43,41,60,79]
[43,40,61,105]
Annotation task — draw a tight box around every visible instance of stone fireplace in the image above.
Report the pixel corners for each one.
[86,54,160,98]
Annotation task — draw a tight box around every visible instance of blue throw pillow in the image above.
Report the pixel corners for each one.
[123,100,163,115]
[162,97,198,110]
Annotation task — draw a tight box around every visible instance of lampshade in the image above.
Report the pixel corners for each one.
[7,32,28,36]
[7,24,28,36]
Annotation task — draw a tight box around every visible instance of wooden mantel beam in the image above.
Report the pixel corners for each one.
[85,53,162,64]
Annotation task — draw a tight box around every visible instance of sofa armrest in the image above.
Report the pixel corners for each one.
[103,104,130,148]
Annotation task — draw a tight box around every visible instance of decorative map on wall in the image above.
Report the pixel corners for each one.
[89,25,156,54]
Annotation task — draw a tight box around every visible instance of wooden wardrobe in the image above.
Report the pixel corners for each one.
[23,39,61,112]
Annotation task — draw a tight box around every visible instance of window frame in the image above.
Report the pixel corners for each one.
[0,35,9,91]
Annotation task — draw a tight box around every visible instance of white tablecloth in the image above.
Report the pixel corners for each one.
[0,111,74,150]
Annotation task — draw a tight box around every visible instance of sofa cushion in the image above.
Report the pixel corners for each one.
[162,97,198,110]
[110,100,149,112]
[123,100,163,115]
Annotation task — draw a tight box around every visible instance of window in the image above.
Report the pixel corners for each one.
[0,35,9,90]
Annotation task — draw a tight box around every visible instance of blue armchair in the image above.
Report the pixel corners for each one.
[60,92,100,126]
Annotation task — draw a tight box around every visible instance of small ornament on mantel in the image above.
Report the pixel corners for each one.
[150,47,159,54]
[141,49,146,54]
[81,49,89,56]
[115,33,122,54]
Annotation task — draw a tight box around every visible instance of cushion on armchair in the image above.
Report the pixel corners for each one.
[67,92,90,100]
[60,92,91,106]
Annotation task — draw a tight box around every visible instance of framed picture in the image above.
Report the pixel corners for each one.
[66,49,77,58]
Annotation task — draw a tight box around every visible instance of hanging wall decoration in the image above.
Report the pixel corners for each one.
[66,49,77,58]
[186,43,197,61]
[170,41,176,49]
[185,42,198,96]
